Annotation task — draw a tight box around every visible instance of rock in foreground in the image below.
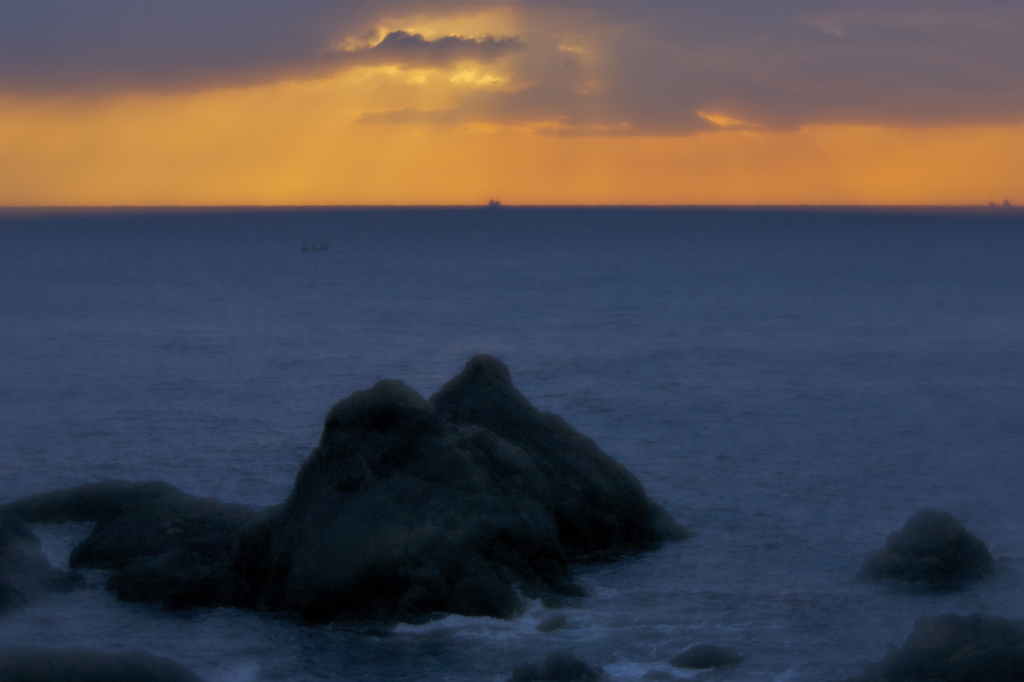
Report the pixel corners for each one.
[843,613,1024,682]
[859,509,994,588]
[1,355,684,623]
[0,646,203,682]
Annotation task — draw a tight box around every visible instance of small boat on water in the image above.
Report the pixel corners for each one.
[487,199,501,209]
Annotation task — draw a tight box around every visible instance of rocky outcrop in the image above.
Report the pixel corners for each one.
[430,355,683,557]
[669,643,744,669]
[0,482,254,610]
[859,509,994,588]
[843,613,1024,682]
[1,356,683,623]
[229,355,684,622]
[0,646,203,682]
[510,651,607,682]
[0,515,81,613]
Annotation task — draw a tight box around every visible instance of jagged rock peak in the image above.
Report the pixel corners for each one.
[431,354,533,425]
[321,379,440,439]
[457,353,514,385]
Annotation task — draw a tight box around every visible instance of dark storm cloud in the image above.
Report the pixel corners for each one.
[0,3,355,94]
[351,31,524,69]
[2,1,1023,134]
[664,1,1024,129]
[0,2,520,95]
[353,2,1024,135]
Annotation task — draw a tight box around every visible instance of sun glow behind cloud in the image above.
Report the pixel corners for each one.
[0,1,1021,206]
[2,85,1019,207]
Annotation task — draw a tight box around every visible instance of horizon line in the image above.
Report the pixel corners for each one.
[0,203,1019,212]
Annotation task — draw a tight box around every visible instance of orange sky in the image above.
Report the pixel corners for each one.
[1,2,1021,207]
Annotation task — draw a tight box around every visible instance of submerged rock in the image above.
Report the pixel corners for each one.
[0,515,81,613]
[669,643,744,669]
[843,613,1024,682]
[537,613,569,633]
[0,355,684,623]
[859,509,994,588]
[0,646,203,682]
[511,651,607,682]
[640,672,682,681]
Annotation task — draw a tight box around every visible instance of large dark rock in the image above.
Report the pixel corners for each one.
[510,651,607,682]
[669,643,744,669]
[0,646,203,682]
[430,355,684,557]
[229,355,685,622]
[0,515,81,613]
[859,509,995,588]
[843,613,1024,682]
[1,482,255,610]
[0,356,683,623]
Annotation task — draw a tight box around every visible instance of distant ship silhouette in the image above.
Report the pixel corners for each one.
[487,199,502,209]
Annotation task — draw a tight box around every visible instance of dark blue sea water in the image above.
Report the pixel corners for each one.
[1,207,1023,681]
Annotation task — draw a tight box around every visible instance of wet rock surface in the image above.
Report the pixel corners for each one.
[0,646,204,682]
[0,355,683,623]
[843,613,1024,682]
[859,509,994,588]
[0,515,81,613]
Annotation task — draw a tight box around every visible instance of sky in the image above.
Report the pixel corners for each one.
[1,0,1022,206]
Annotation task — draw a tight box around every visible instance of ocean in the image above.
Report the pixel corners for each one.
[1,206,1022,681]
